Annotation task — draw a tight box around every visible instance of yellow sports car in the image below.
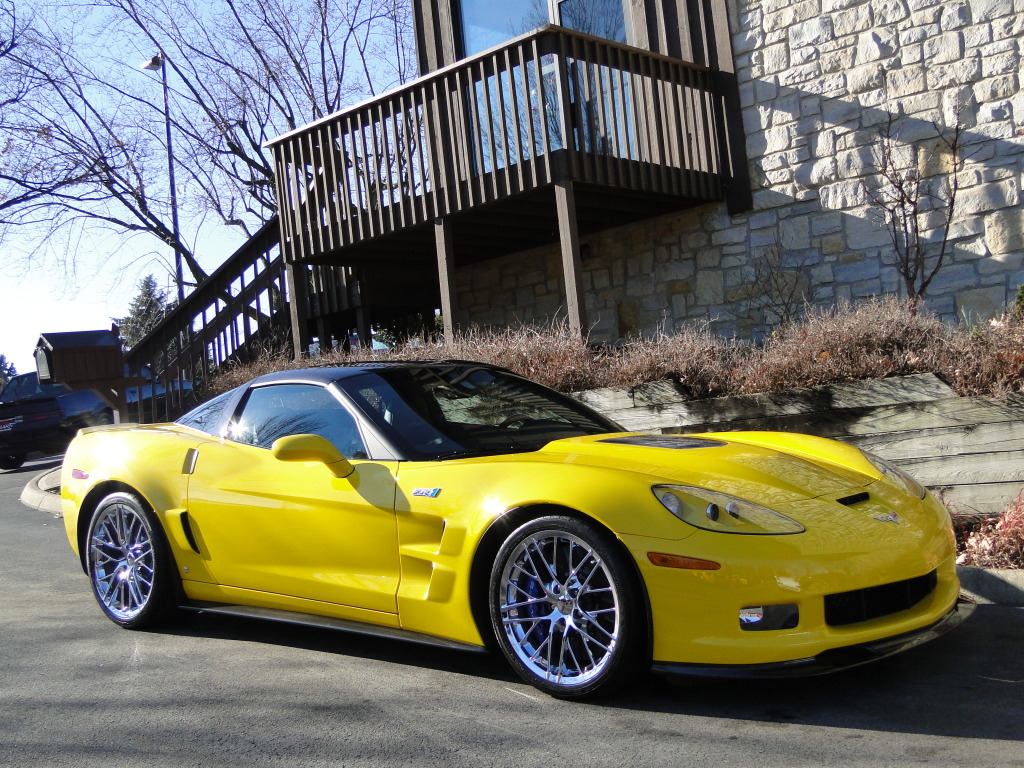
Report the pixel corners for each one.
[61,362,973,698]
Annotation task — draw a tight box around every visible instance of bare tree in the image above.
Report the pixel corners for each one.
[726,245,810,334]
[0,1,31,117]
[0,0,415,286]
[866,110,967,313]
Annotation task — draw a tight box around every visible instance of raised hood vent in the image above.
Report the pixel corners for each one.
[598,436,727,450]
[836,492,870,507]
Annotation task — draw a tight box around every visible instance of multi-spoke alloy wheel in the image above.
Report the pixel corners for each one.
[490,516,643,698]
[87,492,174,628]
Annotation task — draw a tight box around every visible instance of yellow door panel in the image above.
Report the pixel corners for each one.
[186,440,400,614]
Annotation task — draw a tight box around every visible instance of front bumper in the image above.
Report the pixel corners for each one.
[651,595,975,679]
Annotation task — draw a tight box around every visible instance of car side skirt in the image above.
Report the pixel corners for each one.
[182,600,488,654]
[650,595,976,679]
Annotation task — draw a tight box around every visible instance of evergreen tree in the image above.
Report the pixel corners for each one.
[114,275,170,349]
[0,354,16,385]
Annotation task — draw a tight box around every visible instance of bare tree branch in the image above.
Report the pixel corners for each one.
[866,104,969,313]
[0,0,414,286]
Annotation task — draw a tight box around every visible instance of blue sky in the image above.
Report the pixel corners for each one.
[1,226,241,376]
[0,3,246,376]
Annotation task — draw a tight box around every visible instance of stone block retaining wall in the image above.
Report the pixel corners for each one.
[453,0,1024,341]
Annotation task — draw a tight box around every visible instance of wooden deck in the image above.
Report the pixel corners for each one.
[267,25,737,270]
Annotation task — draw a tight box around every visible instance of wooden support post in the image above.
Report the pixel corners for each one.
[285,262,311,361]
[435,217,456,345]
[554,179,588,338]
[706,0,753,214]
[355,295,371,349]
[316,316,330,353]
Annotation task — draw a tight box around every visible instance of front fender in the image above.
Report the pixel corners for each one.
[61,425,206,564]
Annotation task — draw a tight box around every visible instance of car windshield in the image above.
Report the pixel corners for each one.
[0,373,68,403]
[338,364,620,460]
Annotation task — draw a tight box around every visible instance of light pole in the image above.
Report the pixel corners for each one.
[140,53,184,303]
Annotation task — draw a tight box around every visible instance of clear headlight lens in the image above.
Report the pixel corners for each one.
[863,451,926,499]
[653,486,805,535]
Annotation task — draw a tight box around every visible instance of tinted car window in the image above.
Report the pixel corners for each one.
[226,383,367,459]
[176,389,237,435]
[340,365,618,459]
[0,373,69,402]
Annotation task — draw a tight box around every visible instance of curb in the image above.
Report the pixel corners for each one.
[20,468,62,517]
[20,470,1024,606]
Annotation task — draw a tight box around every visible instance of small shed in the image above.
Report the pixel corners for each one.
[35,328,122,386]
[35,327,131,422]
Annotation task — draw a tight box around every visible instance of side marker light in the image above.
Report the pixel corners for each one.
[647,552,721,570]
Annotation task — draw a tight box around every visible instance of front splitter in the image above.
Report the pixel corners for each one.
[651,595,976,679]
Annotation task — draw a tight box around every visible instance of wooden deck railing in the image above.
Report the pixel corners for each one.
[268,25,726,265]
[122,219,350,422]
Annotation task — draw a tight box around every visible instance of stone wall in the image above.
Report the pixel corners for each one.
[453,0,1024,341]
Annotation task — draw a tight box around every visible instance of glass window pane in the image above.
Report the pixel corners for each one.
[227,383,367,459]
[340,366,619,460]
[558,0,627,42]
[459,0,549,56]
[176,388,237,435]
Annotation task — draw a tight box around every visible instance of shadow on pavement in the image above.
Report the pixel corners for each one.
[2,456,62,476]
[159,603,1023,741]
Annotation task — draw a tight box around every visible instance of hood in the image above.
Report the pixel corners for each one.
[539,433,874,506]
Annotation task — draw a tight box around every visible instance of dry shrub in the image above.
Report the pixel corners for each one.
[941,318,1024,397]
[603,323,741,397]
[200,295,1024,400]
[197,344,302,399]
[739,296,948,393]
[318,320,600,392]
[957,494,1024,569]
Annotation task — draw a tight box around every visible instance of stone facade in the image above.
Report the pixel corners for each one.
[453,0,1024,341]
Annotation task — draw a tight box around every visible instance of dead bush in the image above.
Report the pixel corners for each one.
[201,295,1024,401]
[739,296,948,393]
[957,494,1024,569]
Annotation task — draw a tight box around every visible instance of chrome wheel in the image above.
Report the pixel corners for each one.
[86,492,174,627]
[491,517,641,697]
[90,500,156,620]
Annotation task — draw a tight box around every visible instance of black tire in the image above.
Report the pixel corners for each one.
[489,515,645,699]
[0,454,26,470]
[85,492,177,629]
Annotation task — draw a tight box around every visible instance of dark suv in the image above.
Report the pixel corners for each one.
[0,373,113,469]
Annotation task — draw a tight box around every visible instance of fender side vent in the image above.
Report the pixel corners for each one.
[837,492,870,506]
[180,511,201,554]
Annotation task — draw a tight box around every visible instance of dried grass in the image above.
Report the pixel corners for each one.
[957,494,1024,569]
[202,296,1024,400]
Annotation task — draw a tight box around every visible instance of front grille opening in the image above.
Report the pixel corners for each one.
[824,570,938,627]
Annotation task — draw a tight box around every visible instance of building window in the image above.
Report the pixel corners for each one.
[556,0,627,43]
[459,0,629,57]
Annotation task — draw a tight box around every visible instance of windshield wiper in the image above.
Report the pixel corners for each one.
[438,444,539,460]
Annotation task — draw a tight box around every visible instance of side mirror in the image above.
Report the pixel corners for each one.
[271,434,355,479]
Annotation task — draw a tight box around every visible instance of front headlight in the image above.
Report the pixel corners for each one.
[652,486,805,535]
[863,451,926,499]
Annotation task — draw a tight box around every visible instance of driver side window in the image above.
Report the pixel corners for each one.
[227,383,367,459]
